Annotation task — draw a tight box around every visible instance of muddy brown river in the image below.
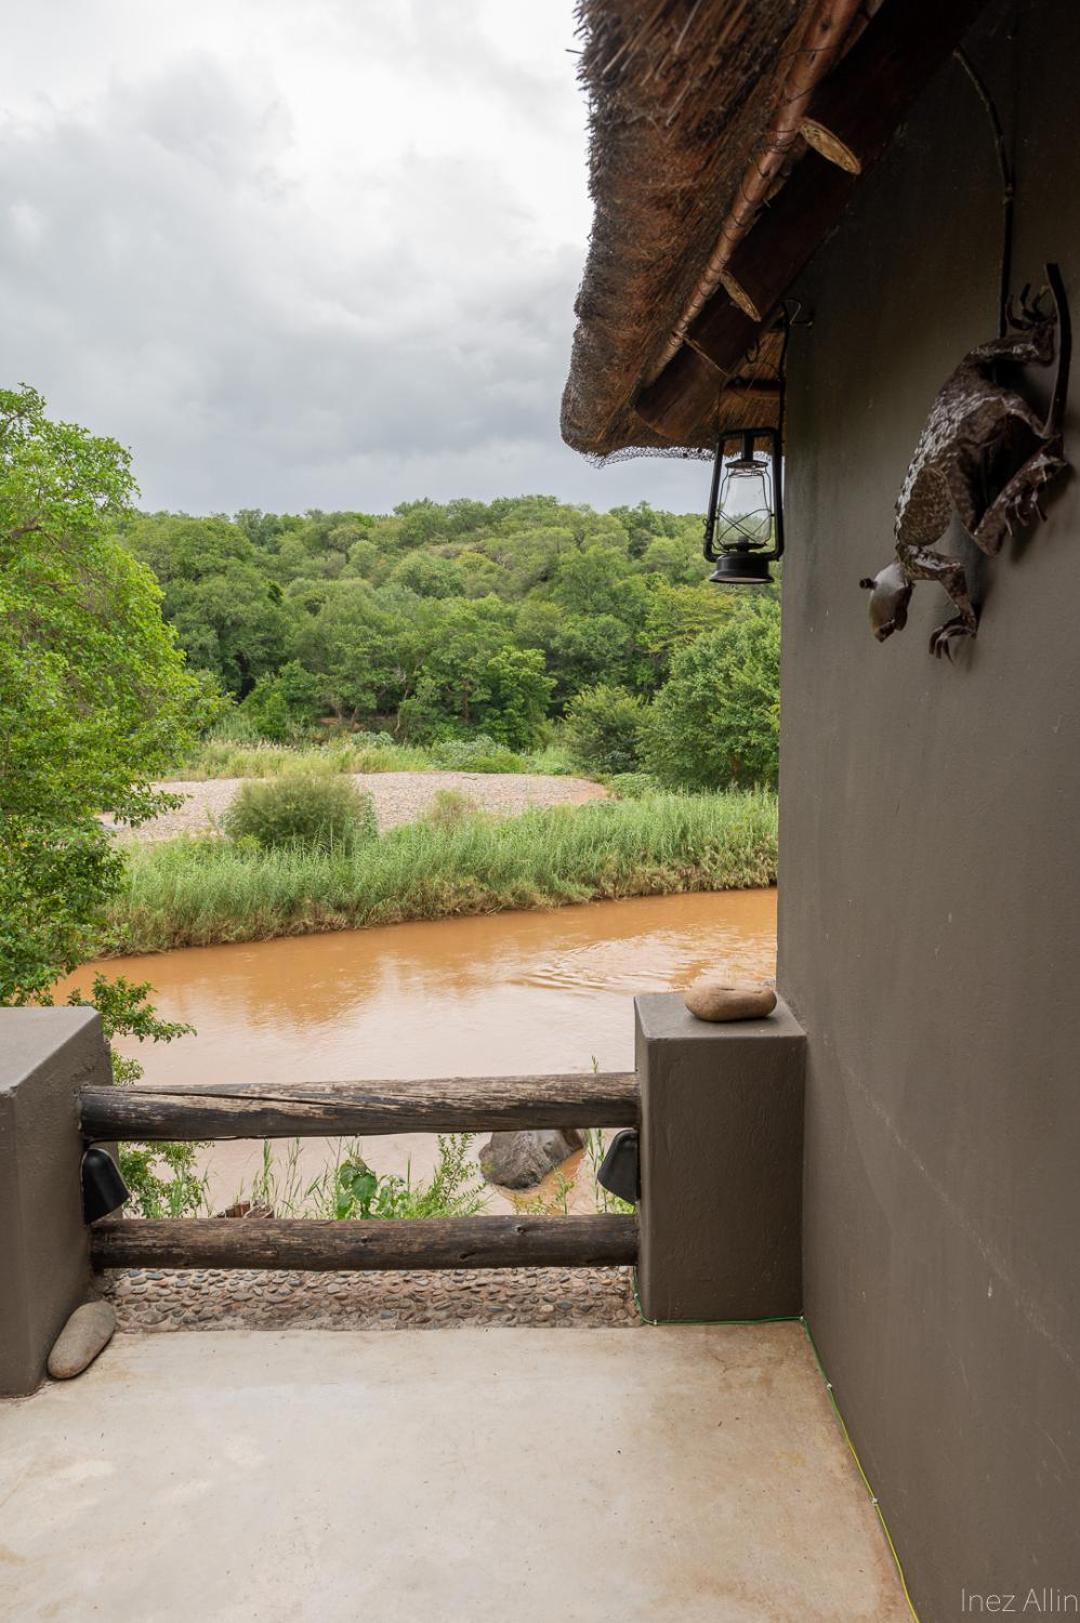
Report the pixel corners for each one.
[66,890,776,1213]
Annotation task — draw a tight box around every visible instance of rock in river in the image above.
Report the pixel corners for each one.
[683,980,777,1023]
[479,1129,584,1190]
[47,1301,117,1380]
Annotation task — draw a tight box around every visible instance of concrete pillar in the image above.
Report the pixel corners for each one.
[635,992,806,1323]
[0,1008,109,1397]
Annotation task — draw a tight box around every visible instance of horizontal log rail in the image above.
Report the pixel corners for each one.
[90,1214,639,1272]
[80,1073,639,1142]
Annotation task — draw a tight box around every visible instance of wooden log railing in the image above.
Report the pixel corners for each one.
[80,1072,639,1142]
[90,1214,639,1273]
[82,1072,640,1274]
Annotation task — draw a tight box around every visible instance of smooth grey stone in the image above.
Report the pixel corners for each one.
[47,1301,117,1380]
[478,1128,584,1190]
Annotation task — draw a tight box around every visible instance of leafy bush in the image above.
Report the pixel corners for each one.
[223,774,377,852]
[312,1136,489,1220]
[563,683,648,776]
[643,600,780,791]
[243,1135,489,1219]
[427,734,525,773]
[607,772,662,800]
[239,660,323,742]
[119,1143,209,1219]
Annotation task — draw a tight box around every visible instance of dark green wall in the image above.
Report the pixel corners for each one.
[780,3,1080,1617]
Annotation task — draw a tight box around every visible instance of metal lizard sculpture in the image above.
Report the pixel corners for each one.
[860,263,1071,659]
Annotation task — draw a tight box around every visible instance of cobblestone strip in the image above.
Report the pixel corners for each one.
[101,1266,641,1332]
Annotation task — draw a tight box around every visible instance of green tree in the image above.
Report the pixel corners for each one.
[644,599,780,790]
[474,646,553,748]
[552,542,642,620]
[642,581,736,685]
[0,386,210,1217]
[388,551,465,599]
[0,386,213,1216]
[0,386,213,1003]
[564,684,648,775]
[123,512,291,696]
[400,603,553,748]
[298,581,412,721]
[240,660,323,740]
[107,494,739,745]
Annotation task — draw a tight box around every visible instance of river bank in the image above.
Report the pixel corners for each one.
[104,790,778,954]
[105,768,607,843]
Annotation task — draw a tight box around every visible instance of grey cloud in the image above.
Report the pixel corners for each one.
[1,17,706,516]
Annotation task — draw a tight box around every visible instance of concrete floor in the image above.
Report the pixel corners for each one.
[0,1324,909,1623]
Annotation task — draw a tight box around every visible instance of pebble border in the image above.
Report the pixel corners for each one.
[100,1266,642,1332]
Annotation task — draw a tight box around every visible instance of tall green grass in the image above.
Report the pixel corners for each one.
[172,738,426,780]
[173,733,576,781]
[105,792,777,953]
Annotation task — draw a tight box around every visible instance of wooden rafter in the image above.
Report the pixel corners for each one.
[634,0,995,445]
[720,152,857,323]
[801,0,993,174]
[634,345,726,443]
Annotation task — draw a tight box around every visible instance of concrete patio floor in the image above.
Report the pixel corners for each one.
[0,1323,909,1622]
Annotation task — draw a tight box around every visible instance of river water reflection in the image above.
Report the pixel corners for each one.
[69,890,776,1210]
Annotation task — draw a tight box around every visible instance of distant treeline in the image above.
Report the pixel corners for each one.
[120,496,779,785]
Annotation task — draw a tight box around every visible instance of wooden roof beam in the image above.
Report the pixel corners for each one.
[685,299,761,374]
[634,305,782,441]
[633,345,724,443]
[637,0,997,437]
[721,151,857,323]
[800,0,994,174]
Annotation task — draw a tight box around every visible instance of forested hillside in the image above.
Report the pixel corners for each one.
[120,496,779,786]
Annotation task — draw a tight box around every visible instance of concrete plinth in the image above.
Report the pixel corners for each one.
[0,1008,110,1396]
[635,992,805,1323]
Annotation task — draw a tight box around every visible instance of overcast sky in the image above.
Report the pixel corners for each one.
[1,0,707,516]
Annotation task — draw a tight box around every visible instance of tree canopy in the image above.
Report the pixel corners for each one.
[119,495,779,753]
[644,598,781,792]
[0,386,212,1001]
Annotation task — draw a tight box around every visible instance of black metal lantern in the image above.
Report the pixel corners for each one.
[703,427,784,585]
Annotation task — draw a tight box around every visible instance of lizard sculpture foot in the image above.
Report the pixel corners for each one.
[929,613,976,662]
[1008,283,1055,340]
[973,441,1067,555]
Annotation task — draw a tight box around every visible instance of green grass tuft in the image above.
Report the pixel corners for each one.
[172,733,578,781]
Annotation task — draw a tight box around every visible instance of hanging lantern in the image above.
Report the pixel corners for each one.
[703,428,784,584]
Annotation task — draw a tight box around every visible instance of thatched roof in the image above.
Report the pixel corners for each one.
[561,0,864,457]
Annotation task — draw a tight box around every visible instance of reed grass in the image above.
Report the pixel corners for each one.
[174,735,576,781]
[174,738,429,780]
[105,792,778,954]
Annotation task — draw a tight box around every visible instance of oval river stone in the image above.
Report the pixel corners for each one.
[683,981,777,1023]
[47,1300,117,1380]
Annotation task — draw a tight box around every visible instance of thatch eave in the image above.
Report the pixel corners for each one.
[562,0,996,458]
[562,0,836,459]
